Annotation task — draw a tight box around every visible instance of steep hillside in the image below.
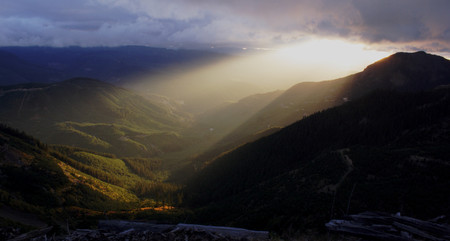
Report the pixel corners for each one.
[186,88,450,232]
[0,78,191,157]
[192,51,450,170]
[347,51,450,94]
[0,124,135,227]
[0,124,186,230]
[224,51,450,145]
[167,90,284,182]
[191,90,284,144]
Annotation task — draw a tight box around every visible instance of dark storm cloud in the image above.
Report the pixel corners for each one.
[351,0,449,42]
[350,0,450,53]
[0,0,448,53]
[194,0,450,50]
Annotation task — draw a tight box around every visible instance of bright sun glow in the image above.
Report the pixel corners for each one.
[272,39,391,75]
[131,38,392,113]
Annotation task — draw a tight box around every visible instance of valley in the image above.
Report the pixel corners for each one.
[0,48,449,240]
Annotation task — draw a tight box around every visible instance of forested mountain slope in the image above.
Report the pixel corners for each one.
[0,124,132,226]
[0,78,191,157]
[223,51,450,149]
[186,87,450,232]
[0,123,186,230]
[190,51,450,173]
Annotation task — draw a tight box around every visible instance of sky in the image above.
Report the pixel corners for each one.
[0,0,449,56]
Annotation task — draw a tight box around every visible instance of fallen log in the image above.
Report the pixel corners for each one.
[175,223,269,240]
[326,219,409,241]
[98,220,270,240]
[8,226,53,241]
[99,220,174,232]
[326,212,450,241]
[393,221,443,241]
[391,214,450,238]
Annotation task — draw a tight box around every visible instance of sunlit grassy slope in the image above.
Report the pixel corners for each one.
[0,124,135,214]
[0,124,185,229]
[0,78,191,157]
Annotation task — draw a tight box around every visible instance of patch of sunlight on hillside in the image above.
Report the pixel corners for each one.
[57,161,139,203]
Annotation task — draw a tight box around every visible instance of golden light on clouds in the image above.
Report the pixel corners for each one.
[271,39,391,79]
[130,39,391,113]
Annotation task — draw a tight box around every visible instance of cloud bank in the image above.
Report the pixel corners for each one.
[0,0,449,53]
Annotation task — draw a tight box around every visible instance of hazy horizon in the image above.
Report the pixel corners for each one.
[2,0,449,103]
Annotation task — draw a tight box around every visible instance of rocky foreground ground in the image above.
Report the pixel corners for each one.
[2,222,270,241]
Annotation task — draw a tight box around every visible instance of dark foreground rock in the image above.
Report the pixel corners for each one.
[0,226,21,240]
[4,222,270,241]
[326,212,450,241]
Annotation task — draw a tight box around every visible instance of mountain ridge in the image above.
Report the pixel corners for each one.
[0,78,191,157]
[189,51,450,173]
[347,51,450,95]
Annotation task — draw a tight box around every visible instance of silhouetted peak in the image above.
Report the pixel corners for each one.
[388,50,440,62]
[354,51,450,92]
[394,50,427,56]
[364,51,449,73]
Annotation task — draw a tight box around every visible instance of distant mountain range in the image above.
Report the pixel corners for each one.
[0,46,225,85]
[0,78,191,157]
[0,46,263,113]
[0,50,63,85]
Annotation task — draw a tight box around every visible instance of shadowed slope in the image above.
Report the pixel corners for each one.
[186,88,450,232]
[190,51,450,173]
[0,78,191,156]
